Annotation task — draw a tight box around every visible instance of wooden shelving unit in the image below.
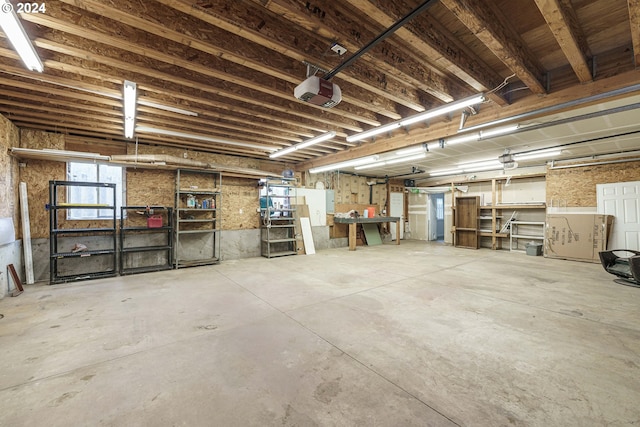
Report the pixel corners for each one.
[453,196,480,249]
[452,178,546,250]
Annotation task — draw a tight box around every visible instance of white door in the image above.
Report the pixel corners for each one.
[390,192,404,240]
[408,192,428,240]
[597,181,640,250]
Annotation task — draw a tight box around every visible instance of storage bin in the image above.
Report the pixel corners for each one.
[526,242,543,256]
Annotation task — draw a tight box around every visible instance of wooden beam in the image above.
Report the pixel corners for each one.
[55,0,404,121]
[245,0,467,105]
[23,6,376,130]
[297,68,640,170]
[440,0,547,94]
[630,0,640,66]
[343,0,509,106]
[165,0,438,111]
[534,0,592,83]
[0,56,352,141]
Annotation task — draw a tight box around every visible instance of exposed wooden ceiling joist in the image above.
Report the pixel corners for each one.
[0,0,636,175]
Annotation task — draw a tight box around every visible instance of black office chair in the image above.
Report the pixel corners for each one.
[599,250,640,288]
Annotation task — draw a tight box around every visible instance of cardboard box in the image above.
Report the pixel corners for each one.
[545,214,614,263]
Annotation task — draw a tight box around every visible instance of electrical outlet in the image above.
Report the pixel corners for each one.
[331,43,347,56]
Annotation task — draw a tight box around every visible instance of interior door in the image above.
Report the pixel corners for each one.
[390,192,404,241]
[408,192,428,240]
[597,181,640,250]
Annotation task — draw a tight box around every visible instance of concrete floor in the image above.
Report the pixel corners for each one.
[1,240,639,426]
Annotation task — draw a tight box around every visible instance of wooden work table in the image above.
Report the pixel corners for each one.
[333,216,401,251]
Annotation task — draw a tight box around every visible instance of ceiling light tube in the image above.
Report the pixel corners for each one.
[445,133,480,146]
[400,94,485,127]
[123,80,137,139]
[430,168,463,177]
[479,125,519,139]
[309,156,379,174]
[385,153,427,165]
[269,146,297,159]
[0,1,43,72]
[395,144,426,156]
[462,163,504,172]
[354,161,387,171]
[458,159,502,168]
[346,122,401,143]
[513,149,562,161]
[295,131,336,149]
[136,126,277,151]
[270,131,336,158]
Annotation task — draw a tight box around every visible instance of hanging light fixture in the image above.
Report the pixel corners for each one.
[0,1,43,72]
[346,93,485,143]
[270,131,336,159]
[123,80,137,139]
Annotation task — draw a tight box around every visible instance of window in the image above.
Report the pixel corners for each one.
[436,197,444,220]
[67,162,125,219]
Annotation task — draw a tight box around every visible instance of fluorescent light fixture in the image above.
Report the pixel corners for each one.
[458,159,502,168]
[430,168,463,177]
[296,131,336,149]
[463,163,503,172]
[385,152,426,165]
[353,161,387,171]
[123,80,137,139]
[395,144,426,156]
[138,99,198,116]
[445,133,480,146]
[346,93,484,143]
[269,146,297,158]
[479,125,519,139]
[346,122,401,143]
[0,1,43,72]
[309,156,379,174]
[270,131,336,159]
[514,149,562,161]
[136,126,277,151]
[354,152,427,170]
[400,94,485,127]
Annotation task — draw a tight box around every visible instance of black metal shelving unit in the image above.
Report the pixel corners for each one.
[119,206,173,275]
[49,180,117,284]
[174,169,222,268]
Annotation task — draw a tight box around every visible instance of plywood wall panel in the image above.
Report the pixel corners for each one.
[127,168,174,207]
[0,115,19,237]
[222,176,260,230]
[546,160,640,207]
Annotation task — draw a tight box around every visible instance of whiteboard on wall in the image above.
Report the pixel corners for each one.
[0,217,16,245]
[295,188,327,226]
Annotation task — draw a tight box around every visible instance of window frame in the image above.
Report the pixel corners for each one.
[66,162,126,220]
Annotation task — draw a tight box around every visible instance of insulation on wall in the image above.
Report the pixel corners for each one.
[546,159,640,207]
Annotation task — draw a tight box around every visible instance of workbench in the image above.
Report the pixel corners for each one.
[333,216,401,251]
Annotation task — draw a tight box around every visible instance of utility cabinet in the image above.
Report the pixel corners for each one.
[120,206,173,275]
[174,169,222,268]
[453,196,480,249]
[48,180,117,284]
[260,177,297,258]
